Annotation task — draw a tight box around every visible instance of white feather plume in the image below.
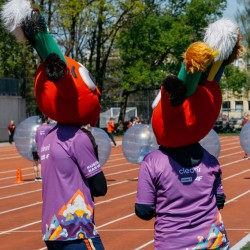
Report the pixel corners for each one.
[0,0,32,41]
[204,18,239,61]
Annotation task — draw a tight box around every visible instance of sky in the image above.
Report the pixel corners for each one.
[223,0,242,21]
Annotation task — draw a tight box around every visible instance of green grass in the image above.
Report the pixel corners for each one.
[241,242,250,250]
[218,132,240,136]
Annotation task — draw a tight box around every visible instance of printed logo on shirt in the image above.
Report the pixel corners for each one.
[40,144,50,161]
[181,177,192,183]
[41,144,50,152]
[87,161,100,173]
[41,154,50,161]
[39,130,46,136]
[179,166,201,175]
[195,176,203,181]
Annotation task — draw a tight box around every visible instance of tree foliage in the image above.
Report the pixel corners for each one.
[2,0,248,121]
[220,65,249,98]
[116,0,227,121]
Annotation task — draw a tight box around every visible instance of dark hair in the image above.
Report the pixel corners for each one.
[40,114,48,123]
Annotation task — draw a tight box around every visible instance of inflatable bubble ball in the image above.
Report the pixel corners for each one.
[122,124,159,164]
[88,127,111,166]
[199,129,221,158]
[240,120,250,155]
[14,116,41,162]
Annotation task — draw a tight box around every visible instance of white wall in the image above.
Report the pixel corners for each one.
[0,96,26,142]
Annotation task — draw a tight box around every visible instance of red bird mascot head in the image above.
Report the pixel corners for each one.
[151,19,243,148]
[1,0,101,127]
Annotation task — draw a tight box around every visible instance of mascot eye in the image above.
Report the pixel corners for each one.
[78,63,97,90]
[152,91,161,109]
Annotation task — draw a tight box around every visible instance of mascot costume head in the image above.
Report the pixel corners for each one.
[152,18,243,148]
[1,0,101,127]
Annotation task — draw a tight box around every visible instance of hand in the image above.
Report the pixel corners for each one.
[216,194,226,209]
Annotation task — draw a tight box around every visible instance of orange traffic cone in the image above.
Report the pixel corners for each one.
[16,166,23,183]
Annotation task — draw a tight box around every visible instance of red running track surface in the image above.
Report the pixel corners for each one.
[0,136,249,250]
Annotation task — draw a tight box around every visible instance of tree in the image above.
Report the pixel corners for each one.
[0,0,39,115]
[220,65,249,98]
[116,0,227,122]
[39,0,145,96]
[236,0,250,46]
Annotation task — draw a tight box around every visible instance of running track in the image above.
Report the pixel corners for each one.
[0,136,249,250]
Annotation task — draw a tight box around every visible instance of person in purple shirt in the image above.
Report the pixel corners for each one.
[135,143,229,250]
[40,123,107,250]
[33,115,52,181]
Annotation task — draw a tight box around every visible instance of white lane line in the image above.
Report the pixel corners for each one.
[0,181,36,189]
[134,240,154,250]
[0,202,42,215]
[225,190,250,204]
[0,166,247,203]
[105,168,138,176]
[0,190,136,214]
[0,167,138,189]
[219,151,244,159]
[221,159,247,167]
[97,213,135,229]
[223,169,250,180]
[0,178,135,201]
[0,221,41,235]
[106,157,126,162]
[220,146,241,152]
[1,190,249,248]
[231,233,250,250]
[96,192,136,205]
[0,189,42,200]
[0,156,22,160]
[0,166,33,174]
[0,173,34,181]
[103,162,131,169]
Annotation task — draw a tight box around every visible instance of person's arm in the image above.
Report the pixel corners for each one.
[72,130,108,197]
[216,194,226,209]
[88,172,107,197]
[135,160,156,220]
[135,203,155,220]
[214,166,226,210]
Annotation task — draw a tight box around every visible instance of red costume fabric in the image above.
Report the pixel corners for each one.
[35,56,101,127]
[152,81,222,147]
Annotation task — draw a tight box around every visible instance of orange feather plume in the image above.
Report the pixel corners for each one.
[183,42,217,73]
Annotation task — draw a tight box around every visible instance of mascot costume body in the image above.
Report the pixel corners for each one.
[135,19,243,249]
[1,1,107,249]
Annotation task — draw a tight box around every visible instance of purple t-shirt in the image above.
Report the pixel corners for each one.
[35,124,52,156]
[40,124,102,241]
[136,149,229,250]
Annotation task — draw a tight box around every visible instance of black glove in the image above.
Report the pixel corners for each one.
[216,194,226,209]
